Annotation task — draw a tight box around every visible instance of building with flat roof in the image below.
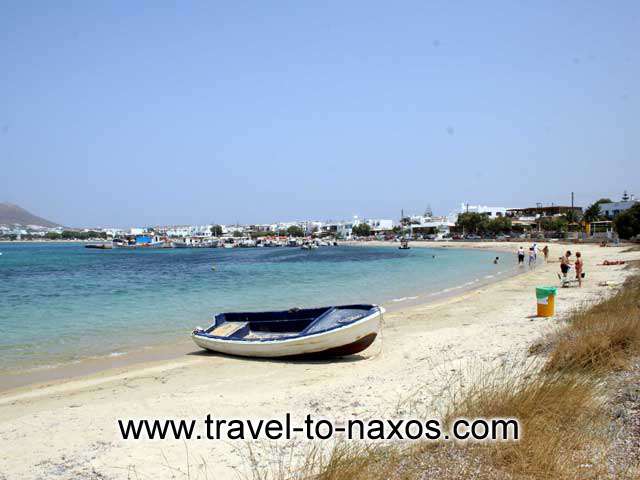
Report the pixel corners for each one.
[506,205,582,218]
[459,203,507,218]
[599,192,637,218]
[600,201,637,218]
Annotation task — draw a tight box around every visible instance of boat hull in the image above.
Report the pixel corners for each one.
[192,308,383,358]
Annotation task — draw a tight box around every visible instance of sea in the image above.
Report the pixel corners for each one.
[0,243,516,374]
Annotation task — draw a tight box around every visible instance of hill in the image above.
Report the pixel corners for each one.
[0,202,61,227]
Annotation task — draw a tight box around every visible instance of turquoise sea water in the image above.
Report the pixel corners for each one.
[0,243,515,373]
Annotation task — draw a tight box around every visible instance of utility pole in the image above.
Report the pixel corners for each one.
[537,202,542,233]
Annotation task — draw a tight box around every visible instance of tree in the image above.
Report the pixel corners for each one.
[540,216,568,233]
[232,230,243,238]
[583,198,612,223]
[253,231,268,238]
[352,223,372,237]
[613,204,640,239]
[563,209,581,224]
[287,225,305,237]
[583,203,602,223]
[210,225,223,237]
[486,216,512,234]
[456,212,489,234]
[45,232,61,240]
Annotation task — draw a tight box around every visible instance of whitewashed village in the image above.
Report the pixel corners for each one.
[1,191,638,247]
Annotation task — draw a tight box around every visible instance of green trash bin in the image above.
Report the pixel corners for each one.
[536,286,557,317]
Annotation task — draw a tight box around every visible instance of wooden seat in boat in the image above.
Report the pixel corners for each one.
[209,321,248,337]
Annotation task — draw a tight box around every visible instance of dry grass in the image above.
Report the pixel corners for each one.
[243,366,608,480]
[545,276,640,373]
[244,275,640,480]
[443,366,606,479]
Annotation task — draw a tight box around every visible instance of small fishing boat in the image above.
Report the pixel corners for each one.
[192,304,384,358]
[398,240,410,250]
[85,243,112,249]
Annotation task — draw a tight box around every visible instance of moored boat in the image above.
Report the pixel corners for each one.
[85,243,112,249]
[192,304,383,358]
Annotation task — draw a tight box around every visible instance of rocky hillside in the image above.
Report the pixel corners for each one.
[0,202,61,227]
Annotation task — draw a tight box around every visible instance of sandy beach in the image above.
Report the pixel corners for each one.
[1,241,638,479]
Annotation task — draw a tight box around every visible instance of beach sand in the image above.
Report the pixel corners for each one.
[0,242,638,479]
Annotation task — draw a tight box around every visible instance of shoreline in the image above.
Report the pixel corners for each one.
[0,242,523,394]
[1,243,638,479]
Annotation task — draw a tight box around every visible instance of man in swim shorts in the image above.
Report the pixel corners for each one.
[560,250,572,278]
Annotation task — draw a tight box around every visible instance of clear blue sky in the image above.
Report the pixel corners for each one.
[1,1,638,227]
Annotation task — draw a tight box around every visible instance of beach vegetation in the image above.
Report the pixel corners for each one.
[583,198,612,223]
[455,212,488,234]
[43,230,107,240]
[287,226,305,237]
[613,203,640,240]
[352,223,372,237]
[539,216,569,233]
[545,275,640,373]
[486,216,512,234]
[456,213,512,235]
[210,224,223,236]
[563,209,581,224]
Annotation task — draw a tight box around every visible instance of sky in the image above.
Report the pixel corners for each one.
[1,1,638,227]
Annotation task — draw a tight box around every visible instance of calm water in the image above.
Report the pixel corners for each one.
[0,243,514,372]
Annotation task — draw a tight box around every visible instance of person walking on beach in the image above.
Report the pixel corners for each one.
[542,245,549,263]
[575,252,584,287]
[528,247,536,268]
[517,246,525,265]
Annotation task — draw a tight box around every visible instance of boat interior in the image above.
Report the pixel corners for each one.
[202,305,376,340]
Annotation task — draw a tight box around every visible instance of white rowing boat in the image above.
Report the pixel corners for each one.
[192,305,383,358]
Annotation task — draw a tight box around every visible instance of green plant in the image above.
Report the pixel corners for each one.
[614,204,640,239]
[352,223,372,237]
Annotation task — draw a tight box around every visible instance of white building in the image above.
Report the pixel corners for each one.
[365,219,394,232]
[408,217,455,238]
[223,225,246,236]
[320,221,354,238]
[600,193,637,218]
[459,203,507,218]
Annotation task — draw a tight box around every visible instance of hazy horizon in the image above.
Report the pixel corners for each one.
[1,1,638,227]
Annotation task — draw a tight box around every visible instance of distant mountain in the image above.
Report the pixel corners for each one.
[0,202,61,228]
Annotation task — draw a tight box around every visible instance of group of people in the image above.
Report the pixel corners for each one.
[515,244,584,287]
[517,243,549,268]
[560,250,584,287]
